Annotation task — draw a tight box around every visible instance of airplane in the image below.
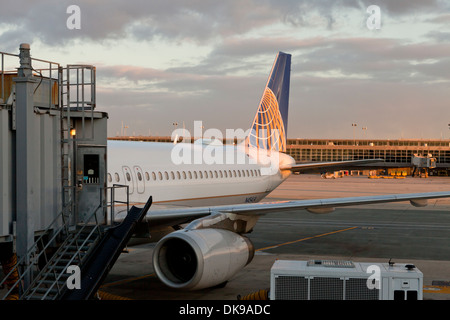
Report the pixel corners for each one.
[107,52,450,291]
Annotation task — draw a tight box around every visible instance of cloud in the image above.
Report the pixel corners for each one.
[2,0,448,49]
[0,0,282,47]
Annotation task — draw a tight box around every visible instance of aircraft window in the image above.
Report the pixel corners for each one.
[164,171,169,180]
[194,171,198,179]
[171,171,175,180]
[114,173,120,182]
[107,173,112,183]
[145,172,150,181]
[177,171,181,179]
[126,172,131,182]
[158,172,163,180]
[152,172,157,180]
[137,172,142,181]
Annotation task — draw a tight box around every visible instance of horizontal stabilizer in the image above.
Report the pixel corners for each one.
[280,159,384,172]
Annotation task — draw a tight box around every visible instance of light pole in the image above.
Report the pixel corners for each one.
[352,123,357,145]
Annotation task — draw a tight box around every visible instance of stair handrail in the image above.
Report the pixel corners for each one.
[22,201,104,300]
[0,203,73,300]
[1,184,131,300]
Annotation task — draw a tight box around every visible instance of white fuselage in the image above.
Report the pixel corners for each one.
[107,140,295,208]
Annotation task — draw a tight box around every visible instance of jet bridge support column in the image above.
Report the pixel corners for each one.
[14,44,39,287]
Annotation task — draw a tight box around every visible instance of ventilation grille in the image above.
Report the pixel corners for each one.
[274,276,308,300]
[307,260,355,268]
[345,278,379,300]
[310,277,344,300]
[274,276,380,300]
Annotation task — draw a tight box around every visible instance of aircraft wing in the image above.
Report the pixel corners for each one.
[138,191,450,228]
[280,159,384,172]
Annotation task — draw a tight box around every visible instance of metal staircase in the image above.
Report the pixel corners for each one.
[21,223,103,300]
[0,186,139,300]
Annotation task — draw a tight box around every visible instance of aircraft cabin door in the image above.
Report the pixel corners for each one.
[122,166,134,194]
[133,166,145,194]
[76,145,107,224]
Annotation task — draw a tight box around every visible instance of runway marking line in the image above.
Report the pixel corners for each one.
[256,226,358,252]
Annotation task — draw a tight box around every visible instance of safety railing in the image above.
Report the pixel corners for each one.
[0,184,130,300]
[0,205,71,299]
[104,184,130,225]
[0,49,60,109]
[22,203,104,300]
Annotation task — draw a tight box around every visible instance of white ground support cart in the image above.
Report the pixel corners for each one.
[270,259,423,300]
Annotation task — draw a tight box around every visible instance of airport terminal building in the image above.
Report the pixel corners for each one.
[286,138,450,176]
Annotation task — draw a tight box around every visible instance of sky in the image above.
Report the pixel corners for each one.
[1,0,450,140]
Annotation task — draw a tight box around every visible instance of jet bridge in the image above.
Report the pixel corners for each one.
[411,154,436,178]
[0,44,134,300]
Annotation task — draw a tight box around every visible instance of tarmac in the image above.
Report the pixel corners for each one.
[100,174,450,301]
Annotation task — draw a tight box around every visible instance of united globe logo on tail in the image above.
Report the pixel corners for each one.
[248,87,286,153]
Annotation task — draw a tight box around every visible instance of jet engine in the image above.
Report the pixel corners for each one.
[152,228,254,290]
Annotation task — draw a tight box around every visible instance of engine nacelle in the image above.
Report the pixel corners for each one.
[152,228,254,290]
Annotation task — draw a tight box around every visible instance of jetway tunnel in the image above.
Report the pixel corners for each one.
[0,43,135,300]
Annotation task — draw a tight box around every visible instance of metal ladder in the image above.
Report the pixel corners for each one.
[58,65,97,223]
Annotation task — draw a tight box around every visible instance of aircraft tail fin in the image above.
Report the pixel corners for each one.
[247,52,291,153]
